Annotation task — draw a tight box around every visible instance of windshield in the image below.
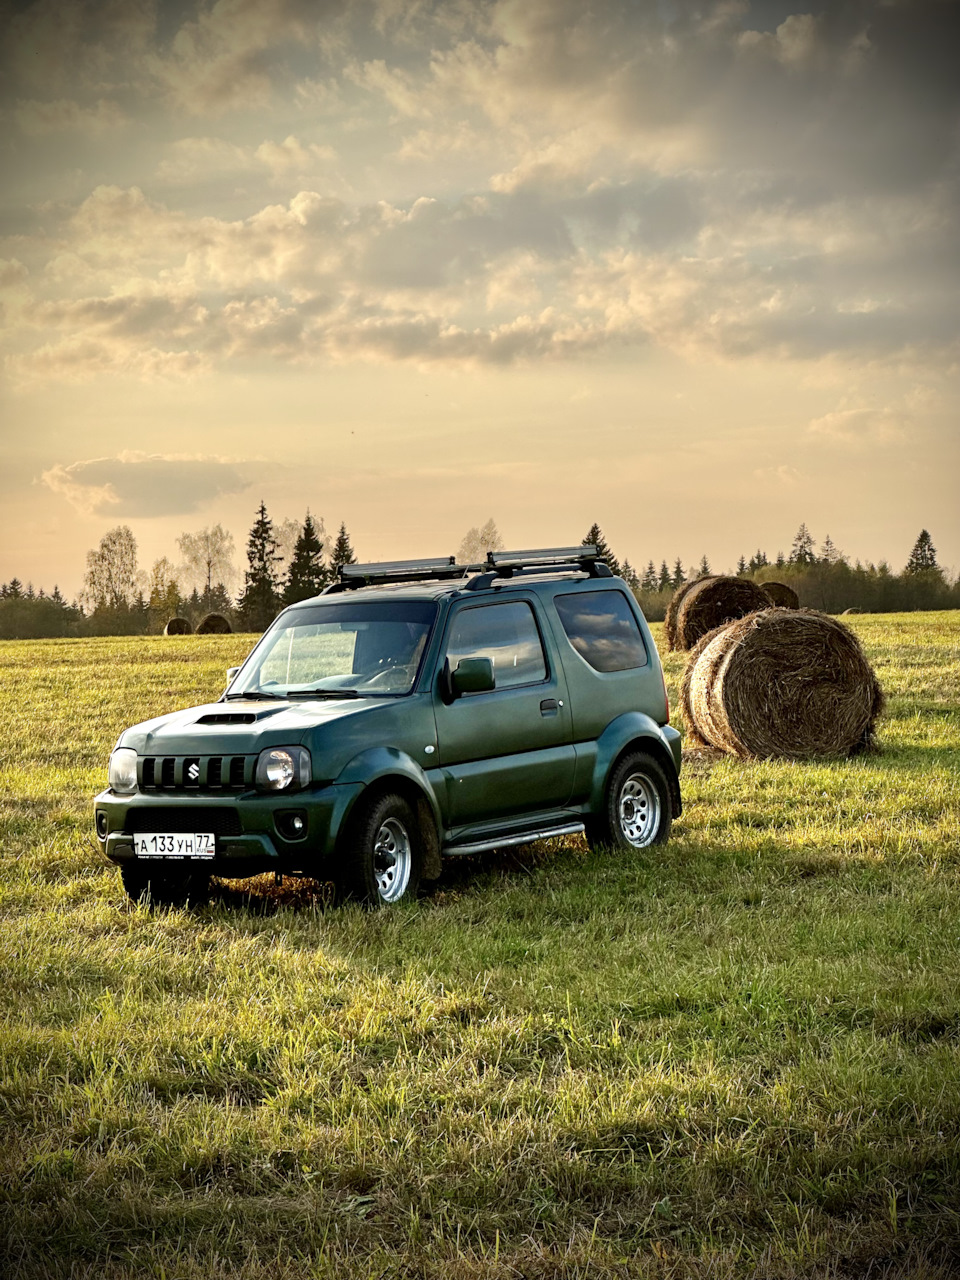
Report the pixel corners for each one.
[228,600,437,699]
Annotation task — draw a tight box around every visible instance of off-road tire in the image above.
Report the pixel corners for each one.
[586,751,673,851]
[121,862,210,907]
[340,792,423,906]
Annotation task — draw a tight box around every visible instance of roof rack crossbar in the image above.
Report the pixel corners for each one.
[462,544,612,590]
[328,555,466,591]
[487,545,597,570]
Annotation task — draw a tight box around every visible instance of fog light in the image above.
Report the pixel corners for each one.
[276,809,308,841]
[95,810,108,840]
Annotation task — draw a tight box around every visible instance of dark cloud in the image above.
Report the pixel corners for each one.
[41,454,251,517]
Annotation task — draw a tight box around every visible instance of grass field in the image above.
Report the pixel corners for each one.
[2,615,959,1278]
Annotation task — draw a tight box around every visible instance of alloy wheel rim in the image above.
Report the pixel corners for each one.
[618,773,660,847]
[373,817,412,902]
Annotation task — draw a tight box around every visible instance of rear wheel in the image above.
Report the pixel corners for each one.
[586,751,673,851]
[340,793,423,906]
[121,862,210,907]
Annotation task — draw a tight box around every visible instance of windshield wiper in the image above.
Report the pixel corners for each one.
[224,690,285,701]
[286,688,361,699]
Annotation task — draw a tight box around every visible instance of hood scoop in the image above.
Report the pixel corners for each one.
[195,712,257,725]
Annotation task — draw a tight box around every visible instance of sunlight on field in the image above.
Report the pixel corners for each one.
[1,616,959,1278]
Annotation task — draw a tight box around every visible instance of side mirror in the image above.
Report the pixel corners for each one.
[451,656,495,697]
[226,666,240,684]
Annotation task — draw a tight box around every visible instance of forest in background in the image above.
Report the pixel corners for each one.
[2,510,957,639]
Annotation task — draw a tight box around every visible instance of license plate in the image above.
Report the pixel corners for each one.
[132,833,215,859]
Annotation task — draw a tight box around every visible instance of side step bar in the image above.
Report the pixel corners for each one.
[443,822,584,857]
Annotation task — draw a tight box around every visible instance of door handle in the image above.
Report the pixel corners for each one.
[540,698,559,714]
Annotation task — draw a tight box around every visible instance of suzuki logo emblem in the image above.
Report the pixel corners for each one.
[187,762,200,781]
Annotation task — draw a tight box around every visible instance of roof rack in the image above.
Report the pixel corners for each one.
[463,544,612,590]
[325,555,468,592]
[322,545,613,593]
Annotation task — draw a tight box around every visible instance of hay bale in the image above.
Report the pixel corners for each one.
[664,577,715,651]
[164,617,192,635]
[680,608,884,760]
[842,607,862,615]
[672,575,770,652]
[761,581,800,609]
[196,612,232,634]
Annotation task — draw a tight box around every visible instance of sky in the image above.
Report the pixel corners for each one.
[1,0,958,598]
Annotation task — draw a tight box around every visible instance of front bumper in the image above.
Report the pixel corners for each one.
[94,782,363,879]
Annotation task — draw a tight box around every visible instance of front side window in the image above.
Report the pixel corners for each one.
[554,590,648,673]
[229,601,437,697]
[445,601,547,690]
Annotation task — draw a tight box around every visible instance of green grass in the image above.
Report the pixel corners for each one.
[2,616,960,1278]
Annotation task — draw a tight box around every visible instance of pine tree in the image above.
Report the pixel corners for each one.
[775,551,786,568]
[329,522,358,581]
[698,555,711,577]
[905,530,939,574]
[671,558,685,588]
[789,523,816,566]
[748,549,769,574]
[238,500,282,632]
[641,560,658,591]
[582,524,622,578]
[820,535,845,565]
[620,559,640,591]
[736,555,748,576]
[658,560,671,591]
[284,512,328,604]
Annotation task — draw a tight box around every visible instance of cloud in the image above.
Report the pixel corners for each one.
[40,453,253,517]
[15,97,127,135]
[3,4,959,380]
[807,406,909,447]
[254,135,337,175]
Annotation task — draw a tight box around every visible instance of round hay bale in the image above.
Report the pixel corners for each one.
[680,608,884,760]
[664,577,715,651]
[164,617,192,635]
[673,575,770,652]
[761,581,800,609]
[196,612,232,635]
[842,607,861,615]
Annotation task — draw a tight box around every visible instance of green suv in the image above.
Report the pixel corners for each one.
[95,546,682,906]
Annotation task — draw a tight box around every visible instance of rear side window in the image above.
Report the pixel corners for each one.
[554,590,648,672]
[446,601,547,689]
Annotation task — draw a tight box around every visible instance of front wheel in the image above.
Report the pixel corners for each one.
[120,862,210,907]
[586,751,673,851]
[340,793,423,906]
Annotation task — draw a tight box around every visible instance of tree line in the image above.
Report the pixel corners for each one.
[2,513,957,639]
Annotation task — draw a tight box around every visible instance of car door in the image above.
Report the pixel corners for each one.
[432,597,575,827]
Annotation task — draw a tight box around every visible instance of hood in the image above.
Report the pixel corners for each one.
[117,693,437,783]
[120,695,389,756]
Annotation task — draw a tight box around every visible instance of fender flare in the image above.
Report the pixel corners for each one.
[331,747,444,877]
[589,713,682,818]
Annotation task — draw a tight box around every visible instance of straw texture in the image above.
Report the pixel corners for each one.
[196,612,232,634]
[670,575,770,651]
[680,608,884,760]
[761,581,800,609]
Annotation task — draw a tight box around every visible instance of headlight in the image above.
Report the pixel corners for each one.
[108,747,138,794]
[255,746,311,792]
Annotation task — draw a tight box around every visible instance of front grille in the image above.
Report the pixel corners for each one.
[126,808,243,837]
[139,755,254,792]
